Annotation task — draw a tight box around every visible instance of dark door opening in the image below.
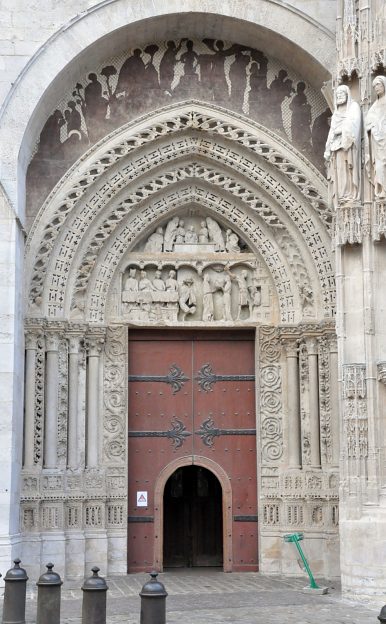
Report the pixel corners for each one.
[163,466,223,568]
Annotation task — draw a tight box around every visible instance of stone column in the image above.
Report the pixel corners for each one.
[67,335,81,469]
[86,335,104,468]
[44,332,60,469]
[307,338,321,469]
[329,337,340,468]
[285,341,301,469]
[24,332,39,468]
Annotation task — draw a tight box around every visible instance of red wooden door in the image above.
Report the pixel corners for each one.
[127,330,257,572]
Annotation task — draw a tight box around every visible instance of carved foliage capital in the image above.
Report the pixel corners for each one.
[85,333,105,357]
[45,332,61,352]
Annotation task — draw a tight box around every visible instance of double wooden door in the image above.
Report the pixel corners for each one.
[127,330,258,572]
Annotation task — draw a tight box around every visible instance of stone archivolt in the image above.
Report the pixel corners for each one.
[21,102,338,577]
[25,105,333,326]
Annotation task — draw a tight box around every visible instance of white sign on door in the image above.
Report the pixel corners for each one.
[137,491,148,507]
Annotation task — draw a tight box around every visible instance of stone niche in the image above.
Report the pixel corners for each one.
[115,214,277,325]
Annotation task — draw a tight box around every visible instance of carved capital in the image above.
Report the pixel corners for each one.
[282,340,298,358]
[377,362,386,385]
[45,332,61,352]
[67,335,81,354]
[306,337,318,355]
[25,332,41,350]
[85,334,105,357]
[336,202,364,246]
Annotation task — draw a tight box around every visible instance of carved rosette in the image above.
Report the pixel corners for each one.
[259,327,283,463]
[342,364,368,461]
[103,326,127,463]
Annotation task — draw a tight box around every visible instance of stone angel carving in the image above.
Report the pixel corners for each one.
[365,75,386,200]
[324,84,361,208]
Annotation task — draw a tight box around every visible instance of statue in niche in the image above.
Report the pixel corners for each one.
[179,277,197,320]
[225,229,240,253]
[228,269,251,320]
[153,270,166,291]
[199,221,209,243]
[324,84,361,207]
[365,75,386,199]
[175,220,185,244]
[164,216,180,252]
[124,267,139,291]
[206,217,225,251]
[166,269,178,292]
[185,225,198,243]
[202,273,215,321]
[145,227,164,252]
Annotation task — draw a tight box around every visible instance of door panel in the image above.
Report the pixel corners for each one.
[127,330,258,572]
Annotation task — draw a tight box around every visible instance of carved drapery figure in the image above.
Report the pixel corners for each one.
[365,76,386,200]
[324,85,361,207]
[124,268,138,291]
[164,216,180,252]
[145,227,164,252]
[225,229,240,253]
[179,277,197,320]
[202,273,214,321]
[229,269,251,320]
[199,221,209,243]
[153,270,166,291]
[185,225,198,243]
[206,217,225,251]
[165,270,178,292]
[175,220,185,244]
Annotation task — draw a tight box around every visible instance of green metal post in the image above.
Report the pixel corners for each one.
[283,532,320,590]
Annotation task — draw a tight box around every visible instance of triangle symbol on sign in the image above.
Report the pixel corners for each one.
[138,494,146,502]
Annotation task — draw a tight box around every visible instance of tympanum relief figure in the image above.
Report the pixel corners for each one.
[324,85,361,208]
[365,76,386,200]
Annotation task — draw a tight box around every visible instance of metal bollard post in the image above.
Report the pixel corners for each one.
[140,571,168,624]
[81,567,108,624]
[378,605,386,623]
[36,563,62,624]
[2,559,28,624]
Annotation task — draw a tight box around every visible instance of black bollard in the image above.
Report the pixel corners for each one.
[378,605,386,623]
[81,566,108,624]
[2,559,28,624]
[140,571,168,624]
[36,563,62,624]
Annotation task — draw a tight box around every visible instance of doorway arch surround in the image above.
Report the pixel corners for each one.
[153,456,233,572]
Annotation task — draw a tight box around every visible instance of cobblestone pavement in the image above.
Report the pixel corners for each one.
[1,569,380,623]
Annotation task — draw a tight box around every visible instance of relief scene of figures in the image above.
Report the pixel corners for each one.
[27,39,330,214]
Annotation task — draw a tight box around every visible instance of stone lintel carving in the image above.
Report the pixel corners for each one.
[377,362,386,385]
[121,260,271,324]
[372,199,386,241]
[324,85,361,211]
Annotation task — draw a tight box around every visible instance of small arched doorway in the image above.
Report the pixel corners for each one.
[163,465,223,568]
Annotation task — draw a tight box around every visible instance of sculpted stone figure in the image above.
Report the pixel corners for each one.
[185,225,198,243]
[225,229,240,253]
[365,75,386,199]
[138,270,154,293]
[153,270,166,291]
[179,277,197,320]
[198,221,209,243]
[164,216,180,252]
[124,267,138,291]
[202,273,214,321]
[229,269,251,319]
[165,269,178,292]
[324,85,361,206]
[206,217,225,251]
[175,220,185,244]
[145,227,164,252]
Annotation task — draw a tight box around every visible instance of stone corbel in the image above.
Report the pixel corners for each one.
[377,362,386,385]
